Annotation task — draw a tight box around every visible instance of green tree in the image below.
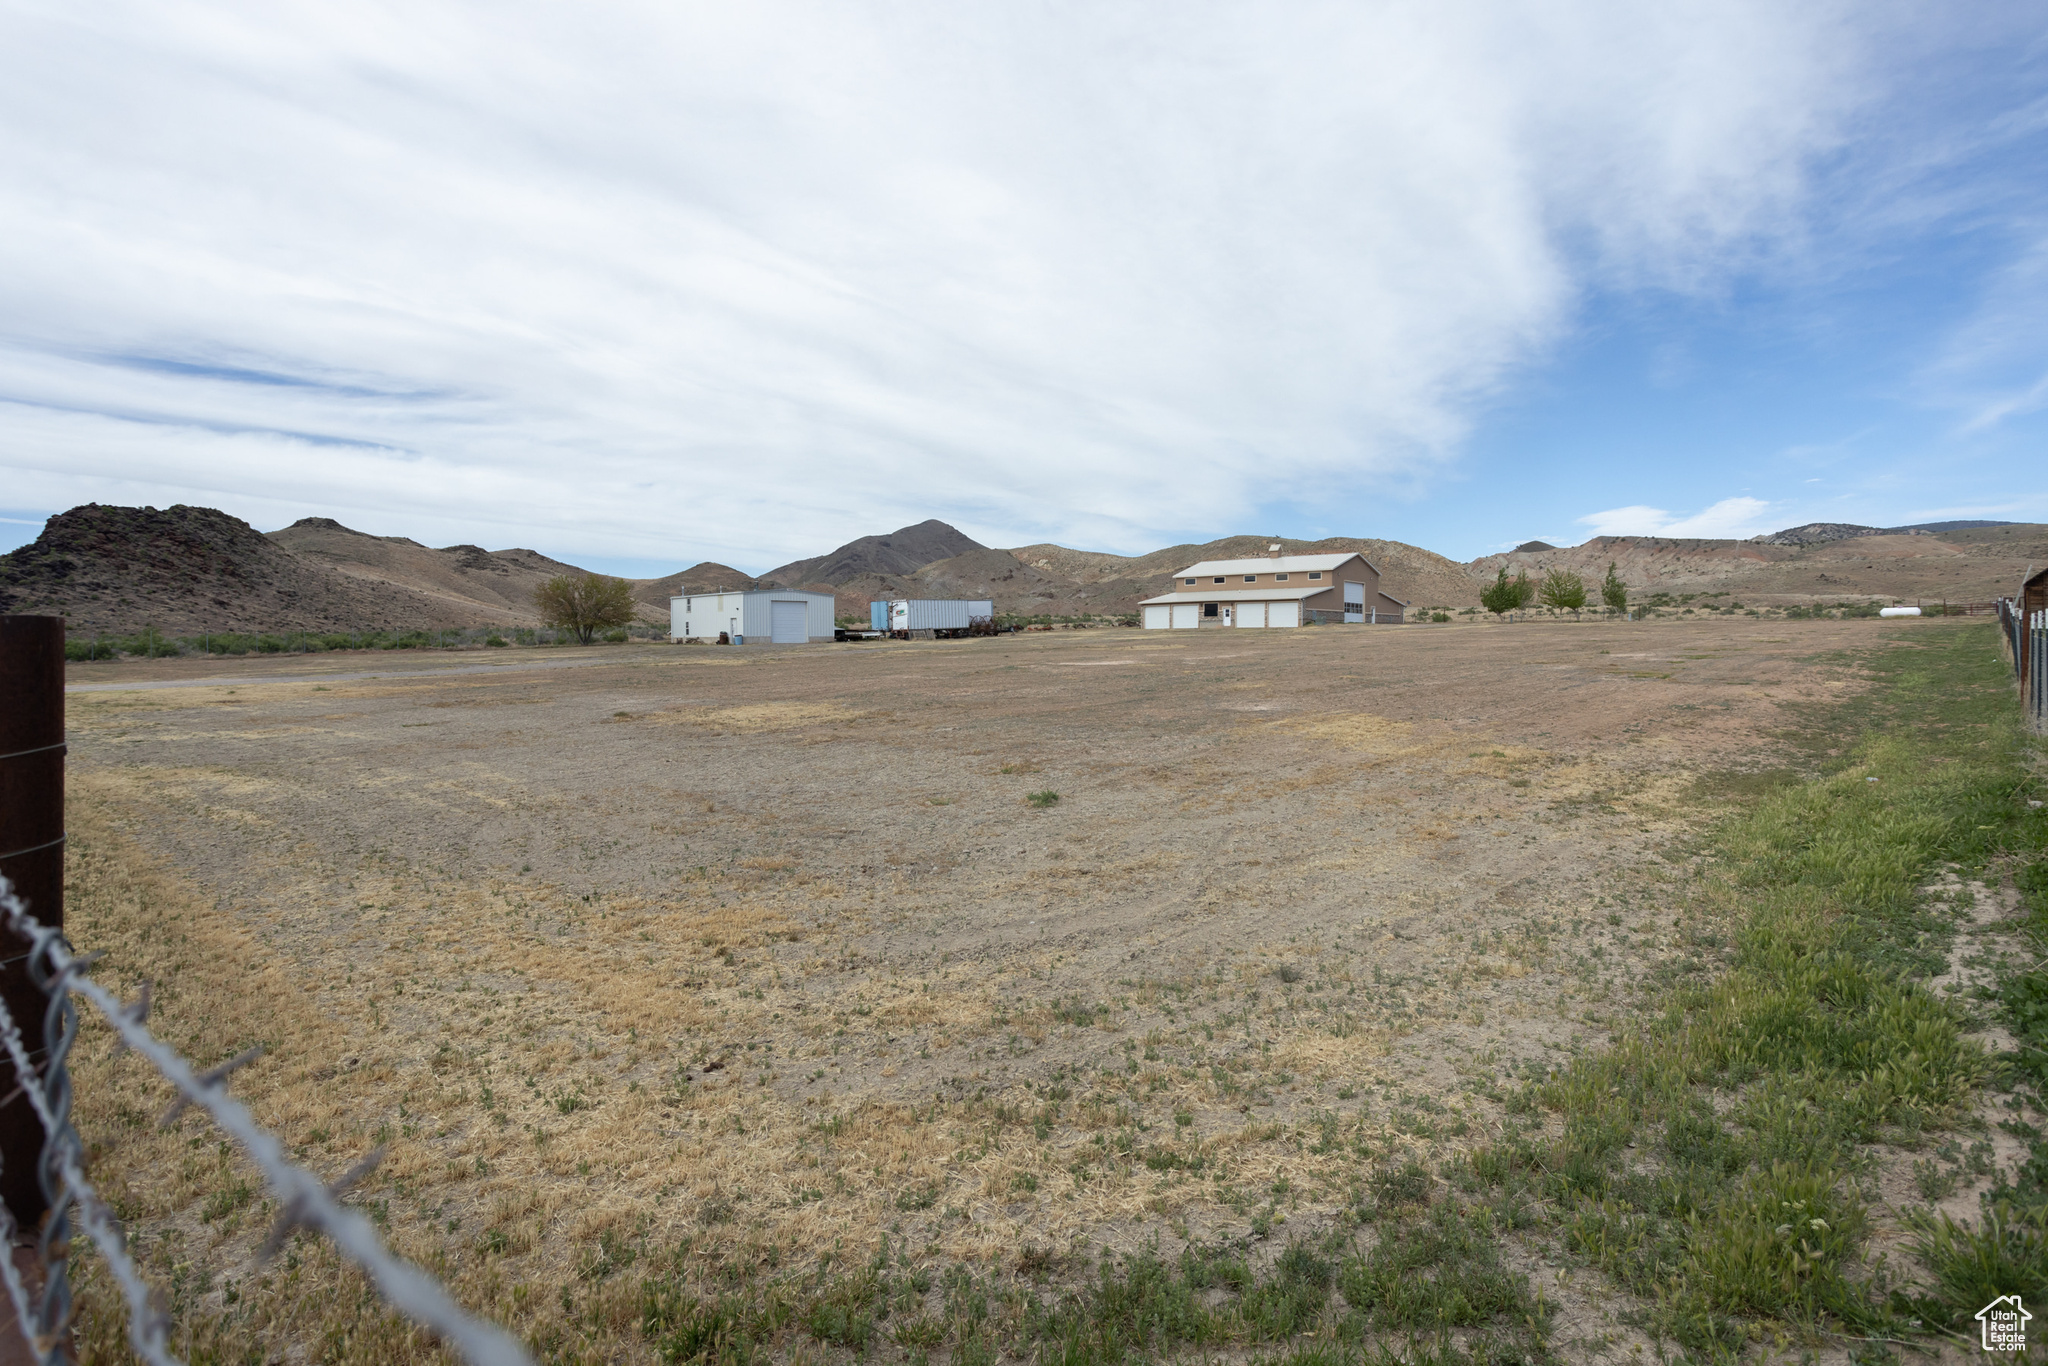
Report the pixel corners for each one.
[1601,561,1629,616]
[1512,572,1535,609]
[1480,568,1520,618]
[534,574,637,645]
[1539,567,1587,618]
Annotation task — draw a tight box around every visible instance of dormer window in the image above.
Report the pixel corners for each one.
[1308,571,1323,580]
[1275,573,1289,581]
[1184,578,1196,585]
[1244,575,1256,582]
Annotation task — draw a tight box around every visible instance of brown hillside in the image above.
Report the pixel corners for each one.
[0,505,472,636]
[1006,534,1482,611]
[1466,524,2048,605]
[831,549,1100,620]
[25,501,2031,640]
[763,519,985,587]
[629,563,765,614]
[263,518,667,624]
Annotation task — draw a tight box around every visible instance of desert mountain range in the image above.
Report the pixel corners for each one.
[1,502,2042,637]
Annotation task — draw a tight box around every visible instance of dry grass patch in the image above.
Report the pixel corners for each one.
[651,701,863,732]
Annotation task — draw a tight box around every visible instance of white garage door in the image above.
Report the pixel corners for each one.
[1269,602,1300,628]
[1143,605,1170,630]
[769,600,808,644]
[1237,602,1266,628]
[1170,603,1200,629]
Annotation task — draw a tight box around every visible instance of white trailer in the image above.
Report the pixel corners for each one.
[868,599,998,639]
[670,590,836,644]
[887,599,994,631]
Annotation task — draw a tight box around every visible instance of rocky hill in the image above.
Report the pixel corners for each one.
[763,519,986,587]
[0,506,676,636]
[628,563,769,614]
[1468,523,2048,606]
[1003,534,1482,612]
[1751,519,2013,547]
[12,502,2043,640]
[265,518,648,623]
[754,529,1479,618]
[0,505,468,635]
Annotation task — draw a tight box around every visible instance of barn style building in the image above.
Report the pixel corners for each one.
[1138,551,1407,629]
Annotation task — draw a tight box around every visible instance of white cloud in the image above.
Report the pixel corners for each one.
[0,1,1894,566]
[1577,497,1775,540]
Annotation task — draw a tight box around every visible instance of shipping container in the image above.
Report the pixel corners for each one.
[886,599,990,631]
[870,601,890,631]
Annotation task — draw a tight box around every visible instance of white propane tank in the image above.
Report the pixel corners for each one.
[1878,606,1922,617]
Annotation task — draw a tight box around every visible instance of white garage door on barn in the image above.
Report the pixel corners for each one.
[1170,603,1199,629]
[1236,602,1266,628]
[1269,602,1299,628]
[1143,605,1170,630]
[769,600,809,644]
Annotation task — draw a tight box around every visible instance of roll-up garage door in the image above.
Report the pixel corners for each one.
[770,600,808,644]
[1143,605,1170,630]
[1237,602,1266,628]
[1269,602,1300,628]
[1170,603,1199,629]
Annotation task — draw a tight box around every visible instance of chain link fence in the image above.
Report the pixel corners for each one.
[0,873,530,1366]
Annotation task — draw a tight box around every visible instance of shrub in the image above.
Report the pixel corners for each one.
[1026,790,1060,808]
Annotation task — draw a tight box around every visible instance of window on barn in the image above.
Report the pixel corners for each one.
[1308,572,1323,580]
[1275,573,1289,581]
[1213,577,1225,583]
[1184,578,1196,585]
[1203,602,1218,617]
[1244,575,1256,582]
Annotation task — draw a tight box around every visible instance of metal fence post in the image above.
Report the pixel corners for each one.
[0,617,63,1230]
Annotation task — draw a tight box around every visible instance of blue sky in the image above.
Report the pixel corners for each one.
[2,1,2044,576]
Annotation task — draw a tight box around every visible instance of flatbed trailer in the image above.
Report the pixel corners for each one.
[833,623,1012,642]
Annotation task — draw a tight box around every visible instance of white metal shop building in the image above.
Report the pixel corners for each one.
[670,590,837,644]
[1138,551,1408,630]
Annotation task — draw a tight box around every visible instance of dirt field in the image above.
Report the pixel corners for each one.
[57,617,1907,1357]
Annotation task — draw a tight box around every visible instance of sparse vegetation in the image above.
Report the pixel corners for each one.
[60,621,670,659]
[1456,623,2043,1353]
[54,616,2044,1366]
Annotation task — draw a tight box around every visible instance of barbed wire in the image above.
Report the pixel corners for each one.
[0,875,531,1366]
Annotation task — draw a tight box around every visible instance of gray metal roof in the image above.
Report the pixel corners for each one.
[1172,552,1374,577]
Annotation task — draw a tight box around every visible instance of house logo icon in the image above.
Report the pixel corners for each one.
[1979,1295,2031,1352]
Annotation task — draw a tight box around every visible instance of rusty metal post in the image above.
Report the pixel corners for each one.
[0,617,64,1229]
